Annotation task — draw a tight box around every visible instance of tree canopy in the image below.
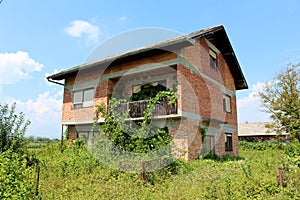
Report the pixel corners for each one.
[259,63,300,142]
[0,102,31,153]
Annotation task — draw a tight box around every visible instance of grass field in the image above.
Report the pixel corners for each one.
[30,142,300,199]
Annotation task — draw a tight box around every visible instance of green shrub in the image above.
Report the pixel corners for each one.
[29,141,300,199]
[0,103,31,154]
[0,151,35,199]
[284,142,300,167]
[239,141,286,151]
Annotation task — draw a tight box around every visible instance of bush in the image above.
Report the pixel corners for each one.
[0,151,35,199]
[240,141,300,167]
[284,142,300,167]
[0,103,31,154]
[239,141,286,151]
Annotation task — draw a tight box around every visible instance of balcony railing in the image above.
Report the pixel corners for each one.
[115,98,177,118]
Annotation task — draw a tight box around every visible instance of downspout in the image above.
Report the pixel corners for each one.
[47,77,65,152]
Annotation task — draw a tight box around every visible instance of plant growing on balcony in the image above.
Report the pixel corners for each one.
[91,90,177,169]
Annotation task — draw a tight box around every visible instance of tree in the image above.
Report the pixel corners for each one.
[0,103,31,153]
[259,63,300,142]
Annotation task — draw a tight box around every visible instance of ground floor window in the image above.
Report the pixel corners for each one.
[225,133,232,151]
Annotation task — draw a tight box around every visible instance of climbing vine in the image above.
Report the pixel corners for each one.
[93,89,177,154]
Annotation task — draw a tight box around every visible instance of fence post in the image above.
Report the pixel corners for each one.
[118,162,122,171]
[278,167,283,189]
[60,125,64,153]
[35,165,40,196]
[141,161,146,183]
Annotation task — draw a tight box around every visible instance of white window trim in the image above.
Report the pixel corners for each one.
[225,132,233,151]
[223,94,231,113]
[72,88,94,108]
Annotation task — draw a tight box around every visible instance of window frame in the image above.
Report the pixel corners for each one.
[225,133,233,151]
[72,88,94,109]
[209,48,218,70]
[206,39,220,71]
[223,94,231,113]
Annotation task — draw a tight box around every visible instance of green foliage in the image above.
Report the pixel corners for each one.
[0,102,31,154]
[203,152,244,162]
[240,141,300,168]
[31,143,300,199]
[130,81,168,101]
[0,103,38,199]
[284,141,300,167]
[239,141,286,151]
[198,126,207,142]
[91,90,177,170]
[142,89,177,126]
[259,63,300,142]
[0,150,35,199]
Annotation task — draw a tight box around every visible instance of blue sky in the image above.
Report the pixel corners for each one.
[0,0,300,138]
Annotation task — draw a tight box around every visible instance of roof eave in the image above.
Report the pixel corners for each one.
[47,37,193,81]
[47,25,248,90]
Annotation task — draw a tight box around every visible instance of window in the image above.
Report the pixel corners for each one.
[223,94,231,113]
[73,88,94,108]
[209,49,217,70]
[225,133,232,151]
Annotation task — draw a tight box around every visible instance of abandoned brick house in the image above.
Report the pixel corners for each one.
[47,25,248,160]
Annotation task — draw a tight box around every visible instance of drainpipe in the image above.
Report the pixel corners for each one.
[47,77,65,152]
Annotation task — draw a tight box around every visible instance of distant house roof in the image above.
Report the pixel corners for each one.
[47,25,248,90]
[238,122,289,137]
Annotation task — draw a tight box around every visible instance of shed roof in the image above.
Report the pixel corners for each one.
[238,122,289,136]
[47,25,248,90]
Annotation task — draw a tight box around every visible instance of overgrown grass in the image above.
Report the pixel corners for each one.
[28,142,300,199]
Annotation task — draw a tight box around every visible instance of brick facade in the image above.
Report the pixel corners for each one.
[49,26,247,161]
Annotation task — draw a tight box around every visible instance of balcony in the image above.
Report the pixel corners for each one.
[115,98,177,118]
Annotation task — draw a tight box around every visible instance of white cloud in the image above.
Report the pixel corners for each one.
[0,51,43,86]
[237,82,265,108]
[237,82,270,123]
[65,20,100,44]
[6,91,63,138]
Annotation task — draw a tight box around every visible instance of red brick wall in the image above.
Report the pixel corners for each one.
[62,41,240,159]
[180,38,239,157]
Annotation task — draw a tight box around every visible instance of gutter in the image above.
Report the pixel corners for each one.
[47,77,65,86]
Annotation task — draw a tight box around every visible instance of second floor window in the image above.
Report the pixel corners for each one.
[223,94,231,113]
[209,48,217,70]
[73,88,94,108]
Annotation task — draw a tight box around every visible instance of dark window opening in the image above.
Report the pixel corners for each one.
[209,49,217,70]
[131,80,167,101]
[225,133,233,151]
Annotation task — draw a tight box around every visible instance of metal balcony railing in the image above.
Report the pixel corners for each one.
[115,98,177,118]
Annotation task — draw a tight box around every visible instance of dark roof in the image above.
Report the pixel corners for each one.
[47,25,248,90]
